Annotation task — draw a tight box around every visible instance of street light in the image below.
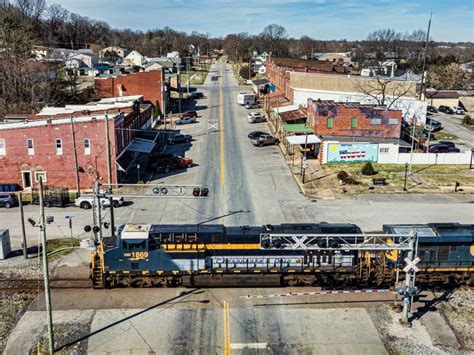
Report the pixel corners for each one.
[403,163,408,191]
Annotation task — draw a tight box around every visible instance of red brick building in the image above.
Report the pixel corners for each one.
[307,99,402,139]
[95,69,168,115]
[0,96,153,190]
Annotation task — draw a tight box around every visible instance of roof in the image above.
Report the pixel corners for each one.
[286,134,321,145]
[251,78,269,86]
[278,108,307,122]
[308,99,401,112]
[121,224,152,240]
[126,138,156,154]
[283,123,313,133]
[425,90,460,99]
[321,135,411,147]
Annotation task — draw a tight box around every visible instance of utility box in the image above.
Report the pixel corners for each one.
[0,229,11,259]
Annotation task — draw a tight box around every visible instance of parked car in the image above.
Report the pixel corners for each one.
[453,107,465,115]
[167,134,192,145]
[250,133,279,146]
[428,145,460,153]
[31,194,68,207]
[147,153,193,172]
[248,131,268,139]
[0,193,17,208]
[427,105,438,114]
[245,103,260,109]
[438,105,454,114]
[74,195,124,210]
[192,92,205,99]
[435,141,456,148]
[425,119,442,132]
[176,116,197,125]
[248,111,266,123]
[180,111,198,118]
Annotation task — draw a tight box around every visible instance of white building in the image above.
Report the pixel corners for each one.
[124,51,146,66]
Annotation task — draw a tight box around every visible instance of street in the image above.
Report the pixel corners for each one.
[1,60,474,248]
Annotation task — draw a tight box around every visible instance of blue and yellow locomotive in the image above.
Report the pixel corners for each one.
[90,222,473,288]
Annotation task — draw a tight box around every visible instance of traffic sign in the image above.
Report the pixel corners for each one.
[64,215,76,220]
[403,257,420,273]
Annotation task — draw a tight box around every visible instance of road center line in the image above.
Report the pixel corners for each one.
[223,300,231,355]
[219,62,225,187]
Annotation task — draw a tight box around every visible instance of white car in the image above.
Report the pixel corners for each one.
[245,103,260,109]
[75,195,124,209]
[248,111,265,123]
[454,107,465,115]
[176,116,197,125]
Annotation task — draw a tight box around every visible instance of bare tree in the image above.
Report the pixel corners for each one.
[259,24,288,57]
[351,72,415,109]
[46,4,68,45]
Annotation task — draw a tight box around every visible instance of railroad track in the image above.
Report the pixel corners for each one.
[0,278,91,296]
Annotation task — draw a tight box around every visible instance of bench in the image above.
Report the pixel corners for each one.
[369,177,387,189]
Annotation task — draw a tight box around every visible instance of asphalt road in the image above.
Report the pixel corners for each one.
[1,60,474,248]
[429,113,474,150]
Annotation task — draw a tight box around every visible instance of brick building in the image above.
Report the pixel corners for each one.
[266,57,347,104]
[95,69,169,116]
[0,96,153,190]
[307,99,402,139]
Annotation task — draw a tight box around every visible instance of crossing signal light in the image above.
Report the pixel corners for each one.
[193,187,209,197]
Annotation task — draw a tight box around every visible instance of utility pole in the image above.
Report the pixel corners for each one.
[70,117,81,196]
[104,113,112,190]
[109,196,115,237]
[19,193,28,259]
[302,132,309,184]
[186,56,190,95]
[94,181,103,242]
[409,116,417,174]
[178,65,182,114]
[92,181,98,243]
[39,178,54,353]
[418,13,432,101]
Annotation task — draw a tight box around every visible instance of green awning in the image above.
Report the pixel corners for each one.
[283,123,313,133]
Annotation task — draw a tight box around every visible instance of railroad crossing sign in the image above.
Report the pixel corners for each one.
[403,257,420,273]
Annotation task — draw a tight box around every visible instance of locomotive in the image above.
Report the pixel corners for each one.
[90,222,473,288]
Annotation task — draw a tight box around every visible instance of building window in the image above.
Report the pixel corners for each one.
[84,138,91,155]
[351,117,357,129]
[55,139,62,155]
[389,118,398,125]
[27,139,34,155]
[0,139,5,155]
[34,171,47,183]
[327,117,333,129]
[371,118,382,125]
[380,148,389,154]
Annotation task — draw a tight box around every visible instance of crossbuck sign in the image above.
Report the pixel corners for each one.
[403,257,420,273]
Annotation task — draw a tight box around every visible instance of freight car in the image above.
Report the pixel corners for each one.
[89,222,473,288]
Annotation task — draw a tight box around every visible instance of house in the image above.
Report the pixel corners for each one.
[95,69,170,116]
[99,46,129,61]
[123,51,146,66]
[142,63,164,72]
[0,96,154,190]
[65,53,99,69]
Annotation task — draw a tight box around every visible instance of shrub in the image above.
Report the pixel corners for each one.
[361,162,376,176]
[462,115,472,125]
[239,65,255,80]
[337,170,359,185]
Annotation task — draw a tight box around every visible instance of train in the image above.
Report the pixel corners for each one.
[89,222,473,288]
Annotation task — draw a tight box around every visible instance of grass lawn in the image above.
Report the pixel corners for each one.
[322,163,473,192]
[47,238,81,260]
[179,63,210,85]
[462,123,474,131]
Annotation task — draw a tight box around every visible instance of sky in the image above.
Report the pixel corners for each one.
[51,0,474,42]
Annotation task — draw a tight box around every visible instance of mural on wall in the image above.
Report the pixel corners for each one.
[327,143,379,163]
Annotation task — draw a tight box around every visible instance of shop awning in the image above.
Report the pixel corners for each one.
[126,138,156,153]
[283,123,313,133]
[286,134,321,145]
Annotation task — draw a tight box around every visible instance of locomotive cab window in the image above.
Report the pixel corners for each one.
[123,240,147,249]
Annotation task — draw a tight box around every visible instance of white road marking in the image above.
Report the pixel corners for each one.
[230,343,268,350]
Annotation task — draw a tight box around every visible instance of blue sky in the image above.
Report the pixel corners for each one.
[52,0,473,42]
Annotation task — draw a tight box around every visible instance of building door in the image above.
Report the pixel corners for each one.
[22,171,32,189]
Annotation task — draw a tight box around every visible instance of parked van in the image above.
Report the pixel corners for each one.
[237,93,256,106]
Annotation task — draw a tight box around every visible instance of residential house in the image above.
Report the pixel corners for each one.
[123,51,146,66]
[0,96,154,190]
[65,53,99,69]
[99,46,129,62]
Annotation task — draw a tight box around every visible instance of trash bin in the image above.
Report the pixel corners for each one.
[0,229,11,259]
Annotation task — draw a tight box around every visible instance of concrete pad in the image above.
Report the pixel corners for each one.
[3,310,94,355]
[421,312,461,350]
[52,248,90,280]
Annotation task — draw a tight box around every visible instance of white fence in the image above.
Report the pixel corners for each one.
[322,141,473,165]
